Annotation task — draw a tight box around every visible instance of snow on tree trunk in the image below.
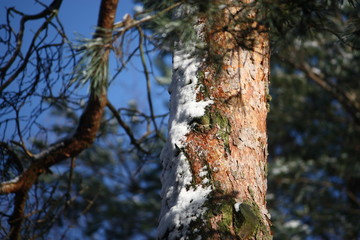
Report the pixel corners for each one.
[158,3,272,239]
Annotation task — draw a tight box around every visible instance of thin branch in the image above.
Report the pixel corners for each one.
[13,102,34,158]
[0,0,63,86]
[321,27,360,51]
[106,100,149,154]
[113,1,183,33]
[65,157,75,207]
[110,46,139,84]
[347,189,360,208]
[137,26,159,136]
[283,58,360,126]
[8,188,29,240]
[0,10,58,93]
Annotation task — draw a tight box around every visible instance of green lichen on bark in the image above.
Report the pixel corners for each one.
[196,70,211,99]
[191,109,231,152]
[196,70,206,82]
[211,110,231,152]
[201,191,238,237]
[217,200,236,232]
[234,201,272,240]
[179,128,271,239]
[234,202,259,239]
[199,194,272,239]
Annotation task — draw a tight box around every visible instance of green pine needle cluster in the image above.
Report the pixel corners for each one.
[71,36,110,95]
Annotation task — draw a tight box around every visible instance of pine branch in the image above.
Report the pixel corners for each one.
[285,58,360,126]
[113,1,183,32]
[138,26,159,135]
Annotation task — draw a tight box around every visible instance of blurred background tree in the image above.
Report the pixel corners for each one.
[0,0,359,239]
[267,2,360,238]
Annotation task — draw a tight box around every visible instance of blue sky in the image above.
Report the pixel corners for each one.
[0,0,169,141]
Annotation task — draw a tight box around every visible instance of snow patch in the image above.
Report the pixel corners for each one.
[133,5,144,13]
[284,220,310,233]
[284,220,301,228]
[201,178,210,184]
[158,46,213,239]
[198,166,208,178]
[311,67,321,75]
[271,164,290,175]
[234,202,243,212]
[122,13,130,21]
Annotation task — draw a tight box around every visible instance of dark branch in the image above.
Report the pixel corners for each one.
[285,58,360,126]
[106,100,150,154]
[0,0,63,88]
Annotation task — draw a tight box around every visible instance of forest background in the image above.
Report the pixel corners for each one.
[0,0,359,239]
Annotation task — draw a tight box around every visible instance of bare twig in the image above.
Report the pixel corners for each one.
[0,0,62,92]
[106,100,149,154]
[65,157,76,207]
[113,1,182,33]
[137,26,159,135]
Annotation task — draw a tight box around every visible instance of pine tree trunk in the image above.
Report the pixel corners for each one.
[158,2,272,239]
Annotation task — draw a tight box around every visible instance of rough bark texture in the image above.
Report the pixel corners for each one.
[159,2,271,239]
[1,0,119,239]
[188,18,271,239]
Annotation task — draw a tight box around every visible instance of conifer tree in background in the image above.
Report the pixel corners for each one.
[0,0,359,239]
[266,1,360,238]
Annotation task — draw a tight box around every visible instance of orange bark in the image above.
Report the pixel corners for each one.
[184,3,271,239]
